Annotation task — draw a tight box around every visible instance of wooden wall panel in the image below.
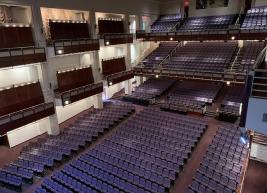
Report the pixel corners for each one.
[0,27,34,49]
[98,20,124,34]
[0,82,44,117]
[57,67,94,93]
[49,22,90,40]
[102,57,126,76]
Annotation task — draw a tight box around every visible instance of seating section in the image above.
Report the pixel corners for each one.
[102,57,126,76]
[231,41,265,72]
[0,104,134,192]
[151,14,182,32]
[49,20,90,40]
[123,78,176,105]
[36,108,207,193]
[219,85,245,123]
[56,66,94,93]
[164,41,238,72]
[161,81,222,114]
[188,125,248,193]
[140,42,179,68]
[98,18,124,34]
[179,15,236,32]
[241,7,267,30]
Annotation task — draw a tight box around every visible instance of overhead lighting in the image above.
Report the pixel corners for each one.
[64,100,70,105]
[57,49,63,55]
[231,36,235,40]
[109,81,113,86]
[106,41,110,45]
[155,74,159,78]
[226,81,230,86]
[170,37,173,41]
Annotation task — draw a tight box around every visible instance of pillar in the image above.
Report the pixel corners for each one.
[89,11,97,39]
[48,114,60,135]
[31,1,46,47]
[93,94,103,109]
[124,14,130,33]
[124,80,133,95]
[126,44,132,69]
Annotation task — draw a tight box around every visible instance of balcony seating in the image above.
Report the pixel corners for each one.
[36,107,207,193]
[231,41,265,72]
[123,78,176,105]
[140,42,179,68]
[151,14,182,32]
[219,85,245,123]
[241,7,267,30]
[102,57,126,76]
[179,15,236,32]
[163,41,238,72]
[161,80,222,114]
[0,104,134,192]
[188,125,248,193]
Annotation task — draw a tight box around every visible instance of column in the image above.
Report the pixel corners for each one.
[48,114,60,135]
[94,94,103,109]
[126,44,132,69]
[31,1,46,47]
[124,14,130,33]
[124,80,133,95]
[89,11,97,39]
[92,52,101,82]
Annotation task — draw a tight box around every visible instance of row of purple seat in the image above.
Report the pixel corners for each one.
[241,6,267,30]
[140,42,179,68]
[188,125,248,193]
[164,41,238,72]
[179,15,236,32]
[0,103,135,192]
[123,78,176,105]
[160,80,222,114]
[232,41,265,72]
[151,14,182,32]
[36,107,207,193]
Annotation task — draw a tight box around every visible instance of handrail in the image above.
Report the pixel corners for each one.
[230,46,242,71]
[158,42,182,67]
[253,46,267,69]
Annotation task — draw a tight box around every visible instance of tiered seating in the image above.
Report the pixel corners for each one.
[219,85,245,123]
[161,80,222,114]
[231,41,265,72]
[0,104,134,192]
[123,78,176,105]
[179,15,236,32]
[241,7,267,30]
[151,14,182,32]
[37,108,207,193]
[140,42,179,68]
[164,41,238,72]
[188,125,248,193]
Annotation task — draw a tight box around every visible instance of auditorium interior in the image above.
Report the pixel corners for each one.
[0,0,267,192]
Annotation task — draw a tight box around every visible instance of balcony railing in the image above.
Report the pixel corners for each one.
[56,82,103,106]
[0,46,46,69]
[106,70,134,86]
[53,38,100,55]
[103,33,133,46]
[0,102,55,136]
